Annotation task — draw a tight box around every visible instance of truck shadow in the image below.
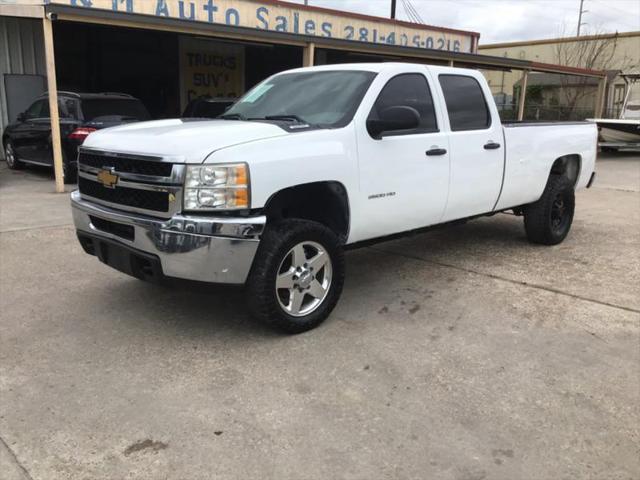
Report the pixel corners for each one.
[121,217,528,328]
[372,214,530,254]
[90,278,278,339]
[90,215,526,337]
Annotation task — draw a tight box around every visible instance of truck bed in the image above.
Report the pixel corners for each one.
[495,121,598,211]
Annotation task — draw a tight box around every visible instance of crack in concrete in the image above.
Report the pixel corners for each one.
[594,186,640,193]
[371,246,640,315]
[0,434,34,480]
[0,223,73,234]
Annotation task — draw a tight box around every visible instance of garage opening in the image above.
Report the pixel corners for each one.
[53,21,304,119]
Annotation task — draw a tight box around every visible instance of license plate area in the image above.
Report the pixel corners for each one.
[89,215,135,241]
[77,233,163,282]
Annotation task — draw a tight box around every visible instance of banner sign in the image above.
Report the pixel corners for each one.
[179,36,245,109]
[52,0,477,53]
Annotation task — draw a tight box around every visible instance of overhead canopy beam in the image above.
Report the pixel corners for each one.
[0,4,44,18]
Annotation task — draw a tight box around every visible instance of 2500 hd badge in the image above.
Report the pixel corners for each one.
[368,192,396,200]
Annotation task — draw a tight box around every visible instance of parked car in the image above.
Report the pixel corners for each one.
[182,97,235,119]
[2,91,150,183]
[71,63,597,333]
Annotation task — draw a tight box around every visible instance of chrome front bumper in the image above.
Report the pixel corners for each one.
[71,190,265,284]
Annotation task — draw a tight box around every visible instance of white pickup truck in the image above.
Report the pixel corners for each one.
[71,63,597,333]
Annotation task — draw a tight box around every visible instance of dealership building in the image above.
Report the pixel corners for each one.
[0,0,607,190]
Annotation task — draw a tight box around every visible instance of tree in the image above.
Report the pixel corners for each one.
[553,29,636,119]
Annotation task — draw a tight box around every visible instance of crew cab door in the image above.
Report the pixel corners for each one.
[436,73,504,221]
[356,71,450,240]
[29,100,56,165]
[11,99,49,161]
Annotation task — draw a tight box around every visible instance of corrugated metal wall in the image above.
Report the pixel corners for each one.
[0,16,46,159]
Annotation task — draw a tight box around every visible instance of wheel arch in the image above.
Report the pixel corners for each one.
[549,154,581,188]
[262,181,351,243]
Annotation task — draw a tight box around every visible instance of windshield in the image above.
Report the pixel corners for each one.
[81,99,151,121]
[223,70,376,128]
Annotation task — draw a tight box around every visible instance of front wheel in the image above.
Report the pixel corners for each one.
[246,219,345,334]
[4,141,24,170]
[523,175,575,245]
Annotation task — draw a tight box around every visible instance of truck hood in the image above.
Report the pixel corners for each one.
[82,119,289,163]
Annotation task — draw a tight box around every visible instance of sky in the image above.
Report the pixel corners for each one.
[286,0,640,44]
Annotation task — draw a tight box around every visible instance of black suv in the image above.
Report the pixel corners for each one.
[2,92,150,183]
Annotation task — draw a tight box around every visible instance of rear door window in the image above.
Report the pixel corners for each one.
[439,75,491,131]
[60,97,80,119]
[368,73,438,135]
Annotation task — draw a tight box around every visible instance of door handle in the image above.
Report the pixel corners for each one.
[484,141,501,150]
[426,148,447,156]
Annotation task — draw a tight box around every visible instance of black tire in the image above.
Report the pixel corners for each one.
[524,175,575,245]
[246,219,345,334]
[4,141,24,170]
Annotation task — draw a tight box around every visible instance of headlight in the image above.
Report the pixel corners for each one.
[183,163,249,211]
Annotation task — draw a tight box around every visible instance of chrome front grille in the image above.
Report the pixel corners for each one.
[77,148,185,218]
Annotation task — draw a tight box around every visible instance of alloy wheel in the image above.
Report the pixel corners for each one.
[5,143,15,167]
[275,241,333,317]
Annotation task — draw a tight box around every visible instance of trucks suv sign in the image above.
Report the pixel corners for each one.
[53,0,478,53]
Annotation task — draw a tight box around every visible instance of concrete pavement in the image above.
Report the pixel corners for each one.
[0,153,638,480]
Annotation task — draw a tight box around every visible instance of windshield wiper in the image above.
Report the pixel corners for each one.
[263,114,308,124]
[222,113,314,127]
[218,113,246,120]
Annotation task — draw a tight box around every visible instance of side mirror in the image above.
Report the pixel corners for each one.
[367,106,420,139]
[17,112,26,122]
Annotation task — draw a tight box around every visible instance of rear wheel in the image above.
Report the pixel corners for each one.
[523,175,575,245]
[246,219,345,334]
[4,141,24,170]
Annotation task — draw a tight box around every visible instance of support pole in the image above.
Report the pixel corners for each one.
[303,42,315,67]
[594,76,607,118]
[43,16,64,193]
[391,0,397,19]
[517,70,529,121]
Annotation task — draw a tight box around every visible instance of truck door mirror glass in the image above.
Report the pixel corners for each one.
[367,106,420,139]
[17,112,26,122]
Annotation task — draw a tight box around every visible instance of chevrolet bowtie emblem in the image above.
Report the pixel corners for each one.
[96,168,119,188]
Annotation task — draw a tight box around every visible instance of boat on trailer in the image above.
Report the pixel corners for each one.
[588,74,640,151]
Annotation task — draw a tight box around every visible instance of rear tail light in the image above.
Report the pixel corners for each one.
[68,127,97,142]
